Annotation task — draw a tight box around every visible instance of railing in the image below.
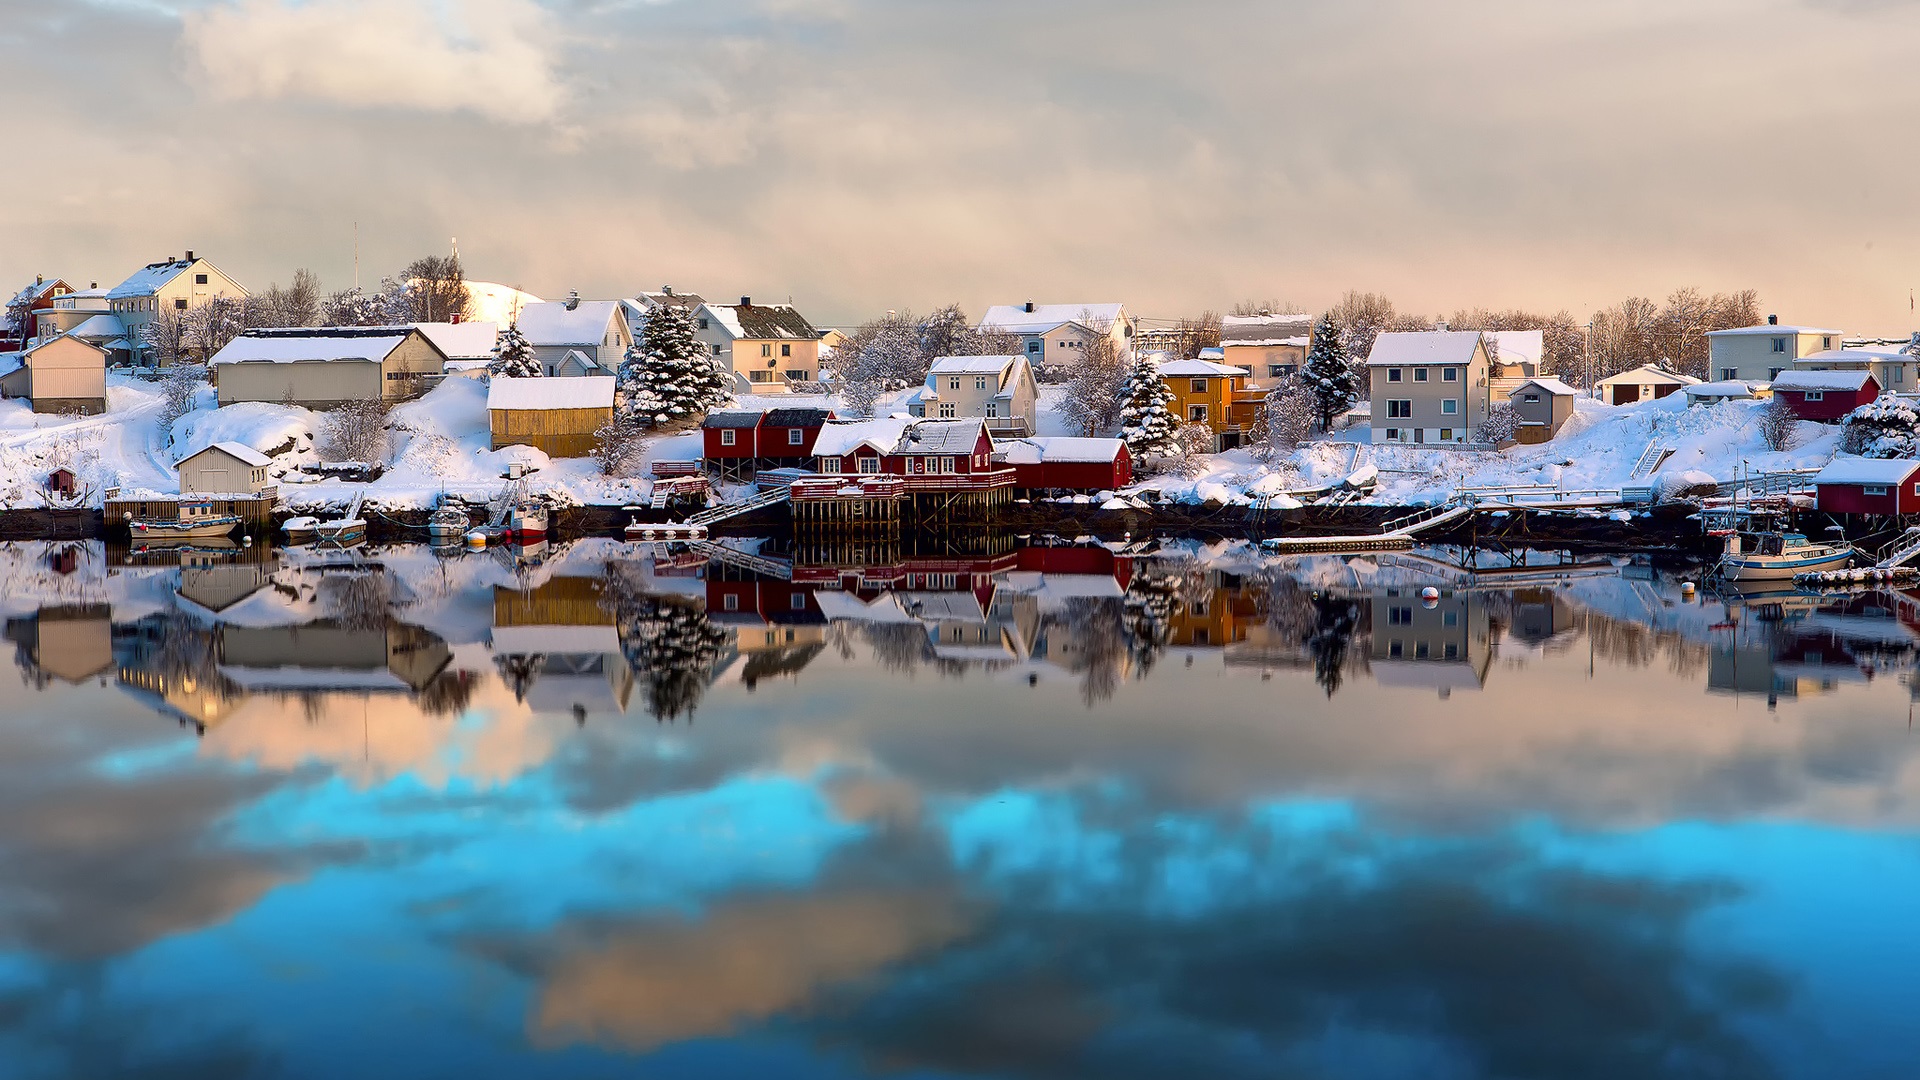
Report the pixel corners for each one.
[651,460,701,478]
[984,417,1032,436]
[1457,484,1626,504]
[1875,527,1920,570]
[1711,469,1822,498]
[789,476,905,501]
[686,486,790,526]
[1380,500,1471,535]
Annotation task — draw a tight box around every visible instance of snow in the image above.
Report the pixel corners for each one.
[1770,369,1874,392]
[1800,347,1907,365]
[413,321,499,361]
[928,355,1018,375]
[979,304,1125,336]
[486,376,614,411]
[210,331,408,366]
[197,441,271,468]
[172,402,316,472]
[1157,357,1245,377]
[1813,457,1920,485]
[995,436,1124,464]
[1596,364,1697,387]
[898,418,985,454]
[1220,313,1312,346]
[813,417,912,457]
[511,300,621,347]
[1684,381,1761,400]
[1706,323,1842,337]
[463,281,544,327]
[68,313,124,340]
[1364,331,1483,367]
[1508,378,1579,397]
[106,259,193,300]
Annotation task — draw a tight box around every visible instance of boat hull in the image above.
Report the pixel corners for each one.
[130,518,241,541]
[508,507,548,541]
[313,521,367,546]
[1719,548,1853,581]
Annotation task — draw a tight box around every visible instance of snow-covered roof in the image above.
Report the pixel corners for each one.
[1770,369,1875,392]
[491,624,622,655]
[1158,357,1245,377]
[994,437,1125,464]
[1488,330,1544,365]
[412,321,498,361]
[898,418,985,454]
[106,258,229,300]
[182,441,272,468]
[486,375,615,411]
[1365,330,1485,367]
[1595,363,1698,387]
[67,313,124,340]
[1706,323,1842,337]
[1684,380,1762,398]
[699,302,819,341]
[928,355,1017,376]
[1220,313,1312,346]
[1508,377,1578,398]
[814,417,913,458]
[979,304,1125,336]
[1198,346,1226,360]
[210,329,410,366]
[514,301,621,347]
[1814,457,1920,486]
[1797,348,1909,366]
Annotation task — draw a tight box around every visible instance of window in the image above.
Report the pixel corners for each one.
[857,456,881,474]
[985,403,997,418]
[791,593,807,610]
[711,344,723,357]
[1385,429,1401,441]
[174,298,188,310]
[194,273,208,285]
[787,428,804,446]
[761,343,773,357]
[1443,367,1458,382]
[723,594,739,611]
[975,376,988,390]
[1027,341,1042,355]
[1415,642,1430,659]
[1440,428,1453,441]
[1720,368,1737,380]
[1389,606,1412,625]
[1191,378,1209,393]
[1443,399,1459,413]
[1769,368,1783,379]
[1865,485,1890,496]
[1386,399,1412,419]
[1388,640,1404,658]
[1387,369,1403,382]
[750,369,775,382]
[938,402,955,418]
[785,369,810,381]
[949,376,962,390]
[1443,611,1458,627]
[719,428,737,446]
[1823,336,1833,349]
[1804,391,1824,402]
[1188,404,1208,422]
[1772,338,1786,353]
[1414,368,1429,382]
[781,343,791,357]
[820,458,842,473]
[1268,364,1290,378]
[698,317,709,330]
[940,456,956,473]
[1445,643,1459,659]
[1520,393,1538,403]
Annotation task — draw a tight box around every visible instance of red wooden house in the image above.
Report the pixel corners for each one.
[759,407,835,463]
[1814,457,1920,516]
[701,410,763,477]
[810,417,997,476]
[994,437,1132,492]
[701,407,837,478]
[1770,370,1879,421]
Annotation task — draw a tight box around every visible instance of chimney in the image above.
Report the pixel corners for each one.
[34,274,41,285]
[662,284,673,296]
[564,289,580,311]
[185,250,195,262]
[740,295,752,307]
[1767,314,1778,325]
[1024,300,1035,313]
[1435,319,1449,332]
[89,282,97,289]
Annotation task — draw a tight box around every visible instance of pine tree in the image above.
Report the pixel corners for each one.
[619,305,733,428]
[1118,353,1180,459]
[490,323,540,378]
[1303,314,1356,432]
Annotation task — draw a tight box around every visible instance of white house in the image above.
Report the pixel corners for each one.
[1594,364,1698,406]
[905,355,1039,437]
[977,302,1134,371]
[1705,317,1842,383]
[106,252,248,364]
[515,296,632,376]
[177,442,273,495]
[692,297,822,393]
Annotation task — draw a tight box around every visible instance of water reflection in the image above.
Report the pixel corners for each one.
[0,538,1918,1079]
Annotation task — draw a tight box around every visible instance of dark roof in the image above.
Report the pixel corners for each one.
[763,407,834,427]
[248,325,419,338]
[728,303,819,340]
[702,410,763,429]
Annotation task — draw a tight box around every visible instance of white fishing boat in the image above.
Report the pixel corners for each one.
[313,492,367,547]
[127,502,241,542]
[281,516,319,544]
[1715,531,1854,581]
[508,500,548,541]
[428,502,470,542]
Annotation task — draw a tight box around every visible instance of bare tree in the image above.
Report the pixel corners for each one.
[398,255,472,323]
[1757,397,1799,452]
[1474,401,1520,445]
[142,308,191,367]
[157,362,206,443]
[1229,299,1297,317]
[1260,378,1316,453]
[181,296,246,361]
[836,312,923,416]
[1058,333,1128,436]
[322,398,390,463]
[1329,291,1428,362]
[1171,311,1221,361]
[592,415,647,476]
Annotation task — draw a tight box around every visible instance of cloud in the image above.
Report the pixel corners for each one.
[180,0,567,123]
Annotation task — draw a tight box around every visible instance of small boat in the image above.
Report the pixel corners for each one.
[624,518,708,542]
[1716,531,1854,581]
[128,501,241,542]
[428,503,469,542]
[281,516,319,544]
[508,500,548,541]
[314,492,368,547]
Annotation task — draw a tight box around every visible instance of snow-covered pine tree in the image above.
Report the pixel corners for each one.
[1842,394,1920,458]
[490,323,540,378]
[1118,353,1180,459]
[621,305,733,428]
[1303,314,1356,432]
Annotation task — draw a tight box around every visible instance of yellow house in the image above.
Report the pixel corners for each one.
[106,252,248,364]
[1158,357,1249,451]
[694,298,823,393]
[0,334,108,413]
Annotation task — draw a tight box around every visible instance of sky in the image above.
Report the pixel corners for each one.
[10,0,1920,331]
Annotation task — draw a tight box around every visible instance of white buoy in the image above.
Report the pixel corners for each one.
[242,534,252,546]
[1420,587,1440,601]
[465,529,487,549]
[1682,580,1696,596]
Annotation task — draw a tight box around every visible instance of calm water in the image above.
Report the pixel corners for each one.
[2,537,1918,1080]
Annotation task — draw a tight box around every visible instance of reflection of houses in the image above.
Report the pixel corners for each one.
[1164,569,1257,648]
[1504,589,1579,650]
[491,576,634,718]
[217,620,452,695]
[5,604,114,688]
[174,548,276,614]
[113,614,245,734]
[1369,589,1492,693]
[703,569,829,688]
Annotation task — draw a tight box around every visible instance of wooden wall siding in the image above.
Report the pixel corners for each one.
[490,406,613,458]
[104,494,276,532]
[493,576,615,628]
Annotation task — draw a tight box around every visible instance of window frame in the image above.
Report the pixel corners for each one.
[719,428,737,446]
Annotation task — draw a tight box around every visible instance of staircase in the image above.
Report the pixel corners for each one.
[1628,440,1670,480]
[1876,527,1920,570]
[686,486,790,528]
[690,540,794,581]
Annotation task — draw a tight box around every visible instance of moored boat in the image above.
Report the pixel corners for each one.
[1715,531,1854,581]
[281,516,319,544]
[313,493,367,547]
[508,500,548,541]
[127,501,241,542]
[428,504,469,542]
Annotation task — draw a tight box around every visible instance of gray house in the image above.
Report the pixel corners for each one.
[516,296,633,376]
[210,327,448,407]
[1506,378,1578,443]
[1366,331,1492,446]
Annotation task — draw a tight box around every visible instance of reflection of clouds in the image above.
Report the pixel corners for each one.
[525,890,971,1053]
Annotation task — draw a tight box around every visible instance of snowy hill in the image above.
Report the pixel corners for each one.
[465,281,543,326]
